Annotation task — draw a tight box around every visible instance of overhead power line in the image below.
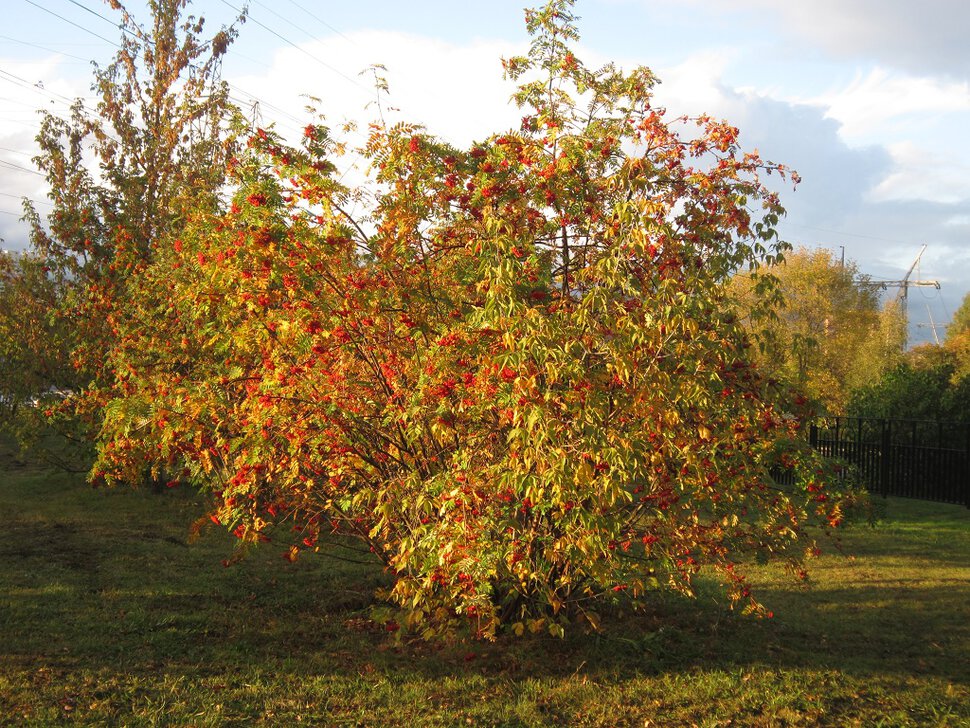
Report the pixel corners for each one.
[65,0,127,33]
[281,0,353,42]
[0,34,94,63]
[0,146,34,158]
[0,95,51,110]
[250,0,321,45]
[0,67,81,106]
[22,0,121,48]
[218,0,371,96]
[0,190,51,206]
[785,222,913,246]
[0,159,44,177]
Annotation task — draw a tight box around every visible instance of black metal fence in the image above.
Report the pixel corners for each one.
[809,417,969,507]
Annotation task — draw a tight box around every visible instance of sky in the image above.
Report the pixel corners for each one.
[1,0,968,346]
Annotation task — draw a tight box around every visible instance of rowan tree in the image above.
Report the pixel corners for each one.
[94,0,864,639]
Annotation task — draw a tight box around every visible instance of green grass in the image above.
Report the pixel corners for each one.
[1,450,967,726]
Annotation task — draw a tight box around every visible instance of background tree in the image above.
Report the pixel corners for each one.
[940,290,970,385]
[0,0,244,464]
[730,247,904,414]
[93,0,864,639]
[27,0,241,274]
[848,353,970,427]
[850,327,970,425]
[946,291,970,341]
[0,250,91,468]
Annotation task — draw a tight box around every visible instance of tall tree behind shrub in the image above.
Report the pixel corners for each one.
[0,0,244,466]
[730,247,904,415]
[947,291,970,341]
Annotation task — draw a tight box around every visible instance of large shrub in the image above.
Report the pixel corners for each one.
[95,1,862,639]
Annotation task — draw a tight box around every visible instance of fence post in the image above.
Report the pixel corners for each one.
[809,423,818,450]
[965,425,970,509]
[880,419,891,500]
[857,417,863,466]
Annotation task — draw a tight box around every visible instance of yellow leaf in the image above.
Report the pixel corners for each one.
[575,461,593,484]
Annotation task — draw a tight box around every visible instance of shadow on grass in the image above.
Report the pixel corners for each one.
[2,490,967,694]
[0,472,970,696]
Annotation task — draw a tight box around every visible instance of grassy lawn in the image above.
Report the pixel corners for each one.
[1,449,967,726]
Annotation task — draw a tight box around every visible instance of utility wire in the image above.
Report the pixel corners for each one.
[65,0,128,34]
[0,159,44,177]
[0,118,46,132]
[249,0,349,48]
[0,146,35,158]
[228,89,305,129]
[785,221,912,246]
[0,67,119,146]
[218,0,371,96]
[0,67,81,106]
[281,0,353,42]
[22,0,121,48]
[0,34,94,63]
[0,96,53,110]
[0,191,51,206]
[250,0,317,43]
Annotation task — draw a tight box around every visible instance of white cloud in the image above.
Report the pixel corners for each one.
[650,51,742,118]
[227,30,525,149]
[810,69,970,142]
[869,142,970,204]
[744,67,970,208]
[693,0,970,78]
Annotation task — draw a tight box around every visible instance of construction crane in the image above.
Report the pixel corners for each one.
[916,304,944,345]
[858,245,939,347]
